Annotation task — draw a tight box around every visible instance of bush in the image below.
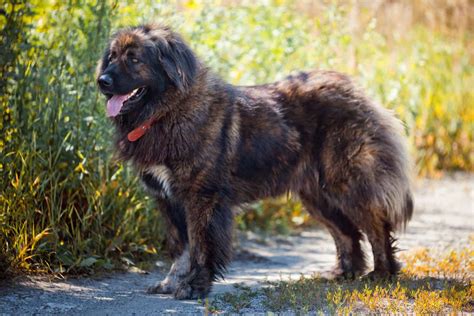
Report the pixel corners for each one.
[1,1,163,275]
[1,0,472,275]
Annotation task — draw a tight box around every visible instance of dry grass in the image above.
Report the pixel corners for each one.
[209,240,474,313]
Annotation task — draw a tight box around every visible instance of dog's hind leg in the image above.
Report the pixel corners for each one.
[300,192,367,279]
[147,200,189,294]
[363,216,401,279]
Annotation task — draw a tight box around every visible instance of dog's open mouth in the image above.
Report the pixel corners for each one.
[106,87,147,117]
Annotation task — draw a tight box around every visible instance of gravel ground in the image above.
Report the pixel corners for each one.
[1,173,472,315]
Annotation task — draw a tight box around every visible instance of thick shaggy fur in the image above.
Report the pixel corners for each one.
[97,24,413,299]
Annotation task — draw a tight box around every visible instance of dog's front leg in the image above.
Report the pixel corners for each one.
[147,199,189,294]
[173,199,233,300]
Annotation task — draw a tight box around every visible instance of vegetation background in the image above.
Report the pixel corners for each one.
[1,0,472,277]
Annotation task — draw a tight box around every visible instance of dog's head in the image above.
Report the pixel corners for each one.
[96,24,198,117]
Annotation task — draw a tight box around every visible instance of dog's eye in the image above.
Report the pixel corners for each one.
[108,53,116,62]
[131,58,139,63]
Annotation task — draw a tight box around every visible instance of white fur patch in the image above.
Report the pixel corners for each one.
[158,247,190,292]
[147,165,173,198]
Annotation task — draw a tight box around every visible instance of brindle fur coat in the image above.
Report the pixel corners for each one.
[97,24,413,299]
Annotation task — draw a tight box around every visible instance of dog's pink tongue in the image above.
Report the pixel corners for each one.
[107,94,128,117]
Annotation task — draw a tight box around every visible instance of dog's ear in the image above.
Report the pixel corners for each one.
[159,36,198,92]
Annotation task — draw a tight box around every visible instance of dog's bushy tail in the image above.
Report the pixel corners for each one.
[373,104,414,231]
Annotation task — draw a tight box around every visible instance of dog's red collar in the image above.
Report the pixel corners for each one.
[127,115,159,142]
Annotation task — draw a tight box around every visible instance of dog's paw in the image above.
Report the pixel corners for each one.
[363,269,396,281]
[173,282,194,300]
[321,266,361,281]
[147,281,173,294]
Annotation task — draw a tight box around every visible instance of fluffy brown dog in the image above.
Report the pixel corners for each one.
[97,24,413,299]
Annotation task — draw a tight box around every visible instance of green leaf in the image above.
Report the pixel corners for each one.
[79,257,98,267]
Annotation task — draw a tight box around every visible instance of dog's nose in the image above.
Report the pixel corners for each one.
[98,74,113,88]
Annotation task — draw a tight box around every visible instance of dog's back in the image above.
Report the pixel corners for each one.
[234,70,412,228]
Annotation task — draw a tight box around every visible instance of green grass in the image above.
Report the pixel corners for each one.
[1,0,473,276]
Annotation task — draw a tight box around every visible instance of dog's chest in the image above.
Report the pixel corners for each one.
[141,165,173,199]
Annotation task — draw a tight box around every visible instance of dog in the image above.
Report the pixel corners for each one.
[96,24,413,300]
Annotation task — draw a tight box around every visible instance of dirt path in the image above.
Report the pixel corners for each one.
[1,174,472,315]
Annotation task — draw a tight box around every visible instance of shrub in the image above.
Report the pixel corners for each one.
[1,1,163,275]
